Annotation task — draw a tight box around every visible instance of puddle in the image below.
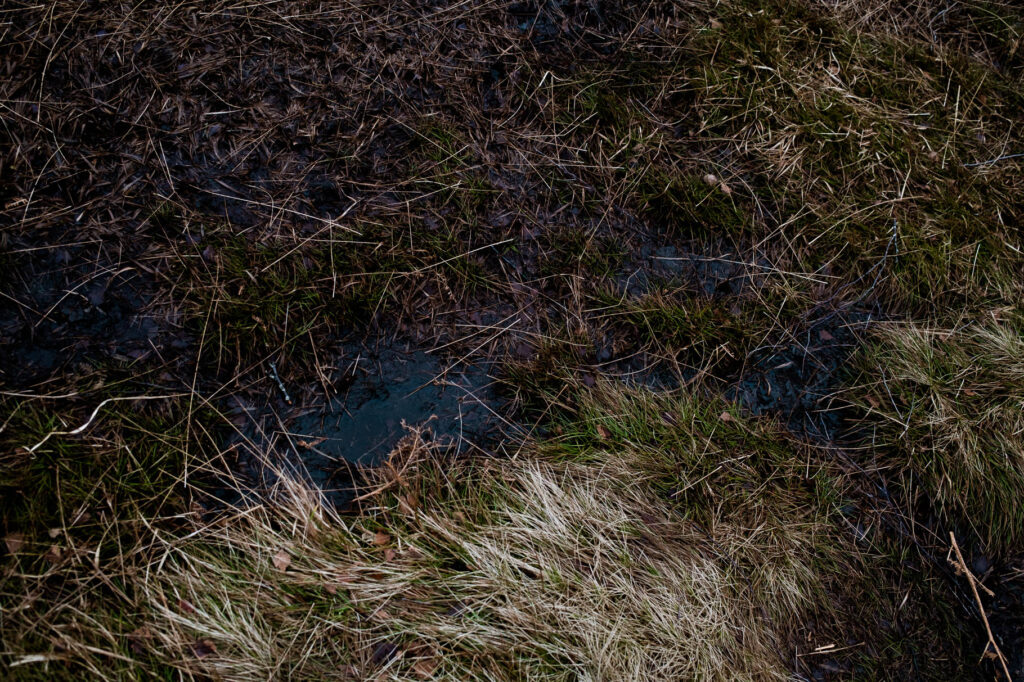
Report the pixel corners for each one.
[290,348,497,466]
[227,341,501,505]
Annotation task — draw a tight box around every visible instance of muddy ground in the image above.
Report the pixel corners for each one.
[2,0,1023,679]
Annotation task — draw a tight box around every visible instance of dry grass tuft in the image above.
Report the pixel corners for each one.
[122,423,823,681]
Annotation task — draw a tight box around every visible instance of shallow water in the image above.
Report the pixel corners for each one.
[289,347,496,466]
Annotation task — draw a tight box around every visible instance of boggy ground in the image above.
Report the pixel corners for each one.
[1,0,1023,679]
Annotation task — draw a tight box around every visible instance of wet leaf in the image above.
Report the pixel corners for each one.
[191,638,217,659]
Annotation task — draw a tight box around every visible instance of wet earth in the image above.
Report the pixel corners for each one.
[220,340,502,506]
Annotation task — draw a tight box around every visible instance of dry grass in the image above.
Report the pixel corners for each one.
[3,416,829,681]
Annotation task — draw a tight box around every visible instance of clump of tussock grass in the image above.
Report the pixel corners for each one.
[134,426,822,681]
[851,317,1024,552]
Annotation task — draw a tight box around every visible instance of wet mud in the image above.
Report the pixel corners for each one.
[222,340,501,505]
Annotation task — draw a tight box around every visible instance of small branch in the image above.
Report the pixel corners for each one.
[947,532,1012,681]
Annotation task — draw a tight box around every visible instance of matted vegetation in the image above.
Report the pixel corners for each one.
[1,0,1022,679]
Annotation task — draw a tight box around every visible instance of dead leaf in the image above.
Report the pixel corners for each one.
[384,548,396,562]
[324,583,338,595]
[373,530,391,546]
[272,549,292,571]
[818,329,834,341]
[413,656,439,679]
[596,424,612,440]
[190,638,217,659]
[718,182,732,195]
[4,533,24,555]
[709,18,723,30]
[398,493,419,515]
[44,544,63,563]
[719,411,734,423]
[865,395,881,409]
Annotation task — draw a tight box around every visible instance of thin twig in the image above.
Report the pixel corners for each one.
[947,532,1012,681]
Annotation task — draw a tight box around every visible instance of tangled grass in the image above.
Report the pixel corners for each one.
[853,317,1024,552]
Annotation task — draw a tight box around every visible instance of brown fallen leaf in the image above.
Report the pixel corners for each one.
[324,583,338,595]
[819,329,834,341]
[4,533,24,555]
[596,424,612,440]
[413,656,439,679]
[719,411,734,423]
[190,638,217,659]
[272,549,292,571]
[398,493,419,515]
[373,530,391,546]
[384,548,396,562]
[178,598,196,614]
